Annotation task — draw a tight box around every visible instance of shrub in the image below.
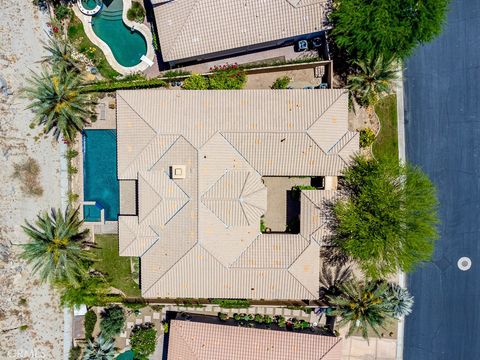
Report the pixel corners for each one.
[218,312,229,321]
[264,315,273,324]
[332,155,439,278]
[163,70,191,78]
[211,299,251,309]
[182,73,209,90]
[130,323,157,359]
[254,314,264,323]
[126,1,145,23]
[359,128,376,148]
[329,0,449,59]
[57,277,109,308]
[68,192,79,204]
[65,148,79,160]
[84,310,97,340]
[100,305,126,338]
[12,157,43,197]
[208,64,246,89]
[80,78,167,93]
[68,346,81,360]
[233,313,241,321]
[19,325,28,331]
[55,5,72,22]
[67,164,78,175]
[163,323,169,333]
[271,76,291,89]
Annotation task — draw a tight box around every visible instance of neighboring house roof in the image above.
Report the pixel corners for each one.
[152,0,326,62]
[167,320,343,360]
[116,89,358,299]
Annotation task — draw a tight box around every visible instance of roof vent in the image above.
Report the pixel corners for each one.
[171,165,186,179]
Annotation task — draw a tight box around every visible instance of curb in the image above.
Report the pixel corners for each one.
[396,64,407,360]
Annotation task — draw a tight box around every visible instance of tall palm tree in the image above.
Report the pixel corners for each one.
[347,55,398,107]
[42,35,79,73]
[83,336,116,360]
[23,68,96,142]
[328,280,393,340]
[20,207,93,287]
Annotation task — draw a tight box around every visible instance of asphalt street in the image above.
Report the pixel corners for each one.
[404,1,480,359]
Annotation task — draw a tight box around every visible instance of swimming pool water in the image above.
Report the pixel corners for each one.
[82,0,98,10]
[92,0,147,67]
[83,204,102,222]
[83,130,119,221]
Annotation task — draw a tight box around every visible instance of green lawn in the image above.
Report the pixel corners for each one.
[373,94,398,159]
[92,234,141,297]
[67,16,120,80]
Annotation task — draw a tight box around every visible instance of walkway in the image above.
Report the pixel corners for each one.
[404,0,480,358]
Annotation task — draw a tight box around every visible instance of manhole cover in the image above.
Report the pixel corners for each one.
[457,257,472,271]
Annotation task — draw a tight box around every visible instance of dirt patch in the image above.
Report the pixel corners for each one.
[13,157,43,196]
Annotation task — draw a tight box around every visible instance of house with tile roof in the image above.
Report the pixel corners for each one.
[151,0,327,65]
[116,89,358,300]
[167,320,343,360]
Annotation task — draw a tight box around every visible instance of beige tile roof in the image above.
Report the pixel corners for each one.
[167,320,343,360]
[116,89,358,299]
[152,0,327,62]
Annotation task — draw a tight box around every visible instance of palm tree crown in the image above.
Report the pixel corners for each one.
[42,35,79,72]
[83,336,116,360]
[20,207,93,286]
[347,55,398,107]
[23,68,95,142]
[328,280,393,339]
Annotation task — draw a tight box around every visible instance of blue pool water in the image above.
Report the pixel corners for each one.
[116,350,134,360]
[83,129,119,221]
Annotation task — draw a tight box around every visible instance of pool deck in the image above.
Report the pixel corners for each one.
[73,0,155,75]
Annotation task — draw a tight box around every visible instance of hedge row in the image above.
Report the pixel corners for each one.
[81,78,167,93]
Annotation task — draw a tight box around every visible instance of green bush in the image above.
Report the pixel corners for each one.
[182,73,209,90]
[65,148,79,160]
[19,325,28,331]
[130,323,157,359]
[211,299,251,308]
[254,314,264,323]
[100,305,126,338]
[126,1,145,23]
[84,310,97,340]
[359,128,376,148]
[218,312,229,321]
[67,165,78,175]
[68,346,82,360]
[55,5,72,21]
[81,78,167,93]
[329,0,449,59]
[333,155,439,279]
[208,64,246,89]
[271,76,291,89]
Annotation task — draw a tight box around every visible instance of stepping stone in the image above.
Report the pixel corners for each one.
[125,339,130,346]
[247,308,256,314]
[274,308,283,316]
[135,318,143,325]
[265,308,274,315]
[126,322,134,329]
[144,316,151,323]
[120,331,127,338]
[153,312,161,320]
[256,308,265,315]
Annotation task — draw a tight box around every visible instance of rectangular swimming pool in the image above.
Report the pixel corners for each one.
[83,129,119,221]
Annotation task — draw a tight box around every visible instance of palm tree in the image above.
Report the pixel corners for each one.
[347,55,398,107]
[23,68,96,142]
[56,276,110,307]
[83,336,116,360]
[319,263,352,300]
[42,35,79,72]
[328,280,393,340]
[20,207,94,287]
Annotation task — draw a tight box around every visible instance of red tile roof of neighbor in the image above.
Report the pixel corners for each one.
[167,320,342,360]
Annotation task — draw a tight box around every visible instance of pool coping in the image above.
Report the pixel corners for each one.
[73,0,155,75]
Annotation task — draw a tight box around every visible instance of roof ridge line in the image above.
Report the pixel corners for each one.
[228,234,262,268]
[320,337,343,359]
[286,236,319,298]
[172,321,200,359]
[142,243,199,296]
[219,133,263,177]
[305,89,346,132]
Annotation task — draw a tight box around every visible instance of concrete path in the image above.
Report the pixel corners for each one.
[403,0,480,358]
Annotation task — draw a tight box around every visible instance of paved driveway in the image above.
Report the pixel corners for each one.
[403,0,480,359]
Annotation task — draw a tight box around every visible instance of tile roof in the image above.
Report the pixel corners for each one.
[167,320,343,360]
[152,0,327,62]
[116,89,358,299]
